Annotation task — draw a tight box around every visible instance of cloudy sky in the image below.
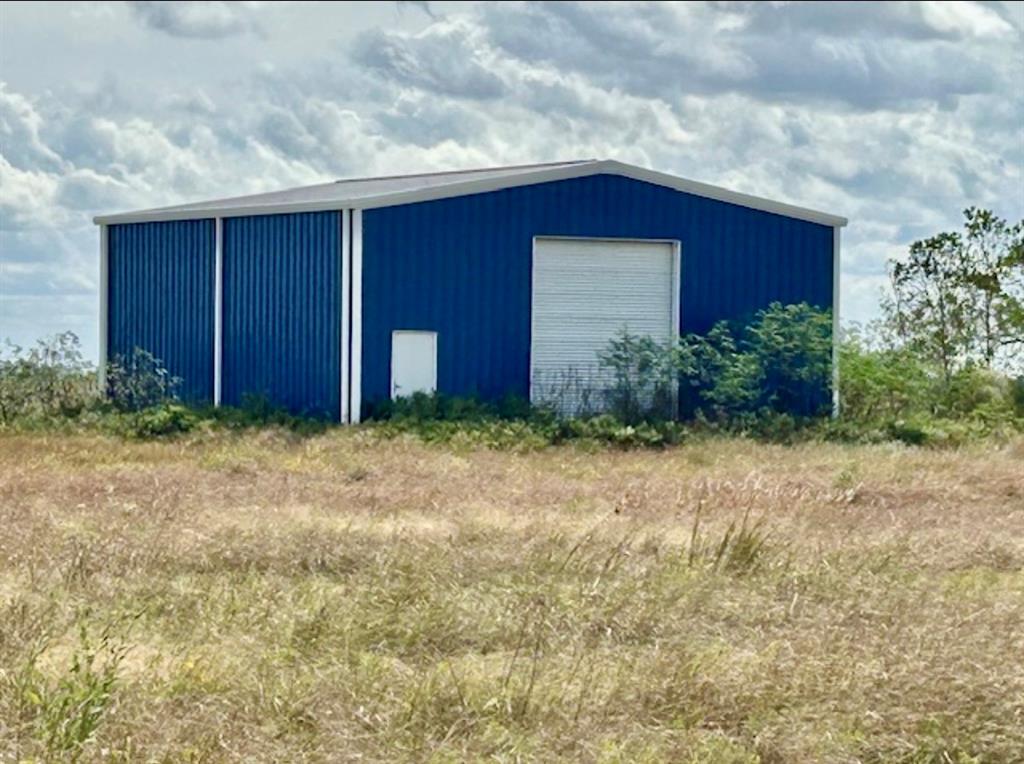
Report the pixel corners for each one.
[2,0,1022,360]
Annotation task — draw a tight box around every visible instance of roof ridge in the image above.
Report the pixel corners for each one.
[332,159,597,185]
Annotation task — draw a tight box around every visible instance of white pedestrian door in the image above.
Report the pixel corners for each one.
[391,331,437,399]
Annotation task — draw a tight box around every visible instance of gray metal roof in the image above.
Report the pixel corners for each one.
[93,159,847,227]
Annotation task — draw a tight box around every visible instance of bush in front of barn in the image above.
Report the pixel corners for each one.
[826,323,1024,446]
[590,302,1022,445]
[597,301,835,426]
[0,332,96,426]
[369,393,688,450]
[0,336,334,438]
[0,336,200,438]
[3,308,1021,448]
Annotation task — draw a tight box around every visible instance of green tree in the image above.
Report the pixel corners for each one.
[886,208,1024,377]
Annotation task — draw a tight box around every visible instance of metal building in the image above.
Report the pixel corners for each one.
[94,159,847,421]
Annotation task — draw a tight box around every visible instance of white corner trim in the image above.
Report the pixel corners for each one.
[528,236,537,405]
[214,218,223,406]
[350,209,363,423]
[93,160,848,228]
[832,226,841,418]
[340,210,351,423]
[671,240,682,415]
[98,224,109,393]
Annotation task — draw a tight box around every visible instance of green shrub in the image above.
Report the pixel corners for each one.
[559,414,686,449]
[372,416,552,452]
[370,391,534,424]
[105,348,181,412]
[4,306,1019,449]
[117,403,200,439]
[370,400,688,451]
[940,364,1016,419]
[680,302,833,419]
[681,324,762,417]
[204,393,330,435]
[495,392,534,420]
[0,332,97,425]
[885,419,931,447]
[0,335,212,438]
[837,326,931,422]
[745,302,834,414]
[366,298,1020,449]
[836,324,1022,444]
[590,303,834,429]
[597,330,680,424]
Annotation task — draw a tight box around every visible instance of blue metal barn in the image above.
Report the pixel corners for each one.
[94,160,847,421]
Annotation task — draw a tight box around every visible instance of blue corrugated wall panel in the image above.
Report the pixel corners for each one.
[361,173,834,414]
[222,212,340,418]
[107,220,215,402]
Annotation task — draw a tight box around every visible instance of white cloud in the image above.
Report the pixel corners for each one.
[127,1,264,39]
[0,154,65,231]
[56,168,136,212]
[0,83,68,173]
[0,1,1021,359]
[919,1,1016,39]
[479,1,1008,108]
[353,18,507,100]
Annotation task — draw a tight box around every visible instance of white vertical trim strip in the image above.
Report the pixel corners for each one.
[350,209,363,423]
[832,226,841,418]
[528,236,538,404]
[98,224,109,393]
[671,241,682,337]
[214,218,223,406]
[671,241,682,417]
[340,210,351,423]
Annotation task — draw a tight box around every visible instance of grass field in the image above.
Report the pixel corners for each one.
[1,430,1022,762]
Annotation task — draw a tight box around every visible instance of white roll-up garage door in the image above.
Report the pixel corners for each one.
[530,237,678,415]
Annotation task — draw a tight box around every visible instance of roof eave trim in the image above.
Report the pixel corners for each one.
[599,161,848,227]
[93,159,848,227]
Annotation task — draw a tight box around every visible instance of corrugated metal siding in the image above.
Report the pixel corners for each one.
[222,212,340,418]
[361,173,834,415]
[107,220,215,402]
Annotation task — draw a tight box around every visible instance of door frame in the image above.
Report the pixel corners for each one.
[528,235,682,407]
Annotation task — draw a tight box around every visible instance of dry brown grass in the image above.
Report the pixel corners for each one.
[1,430,1022,762]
